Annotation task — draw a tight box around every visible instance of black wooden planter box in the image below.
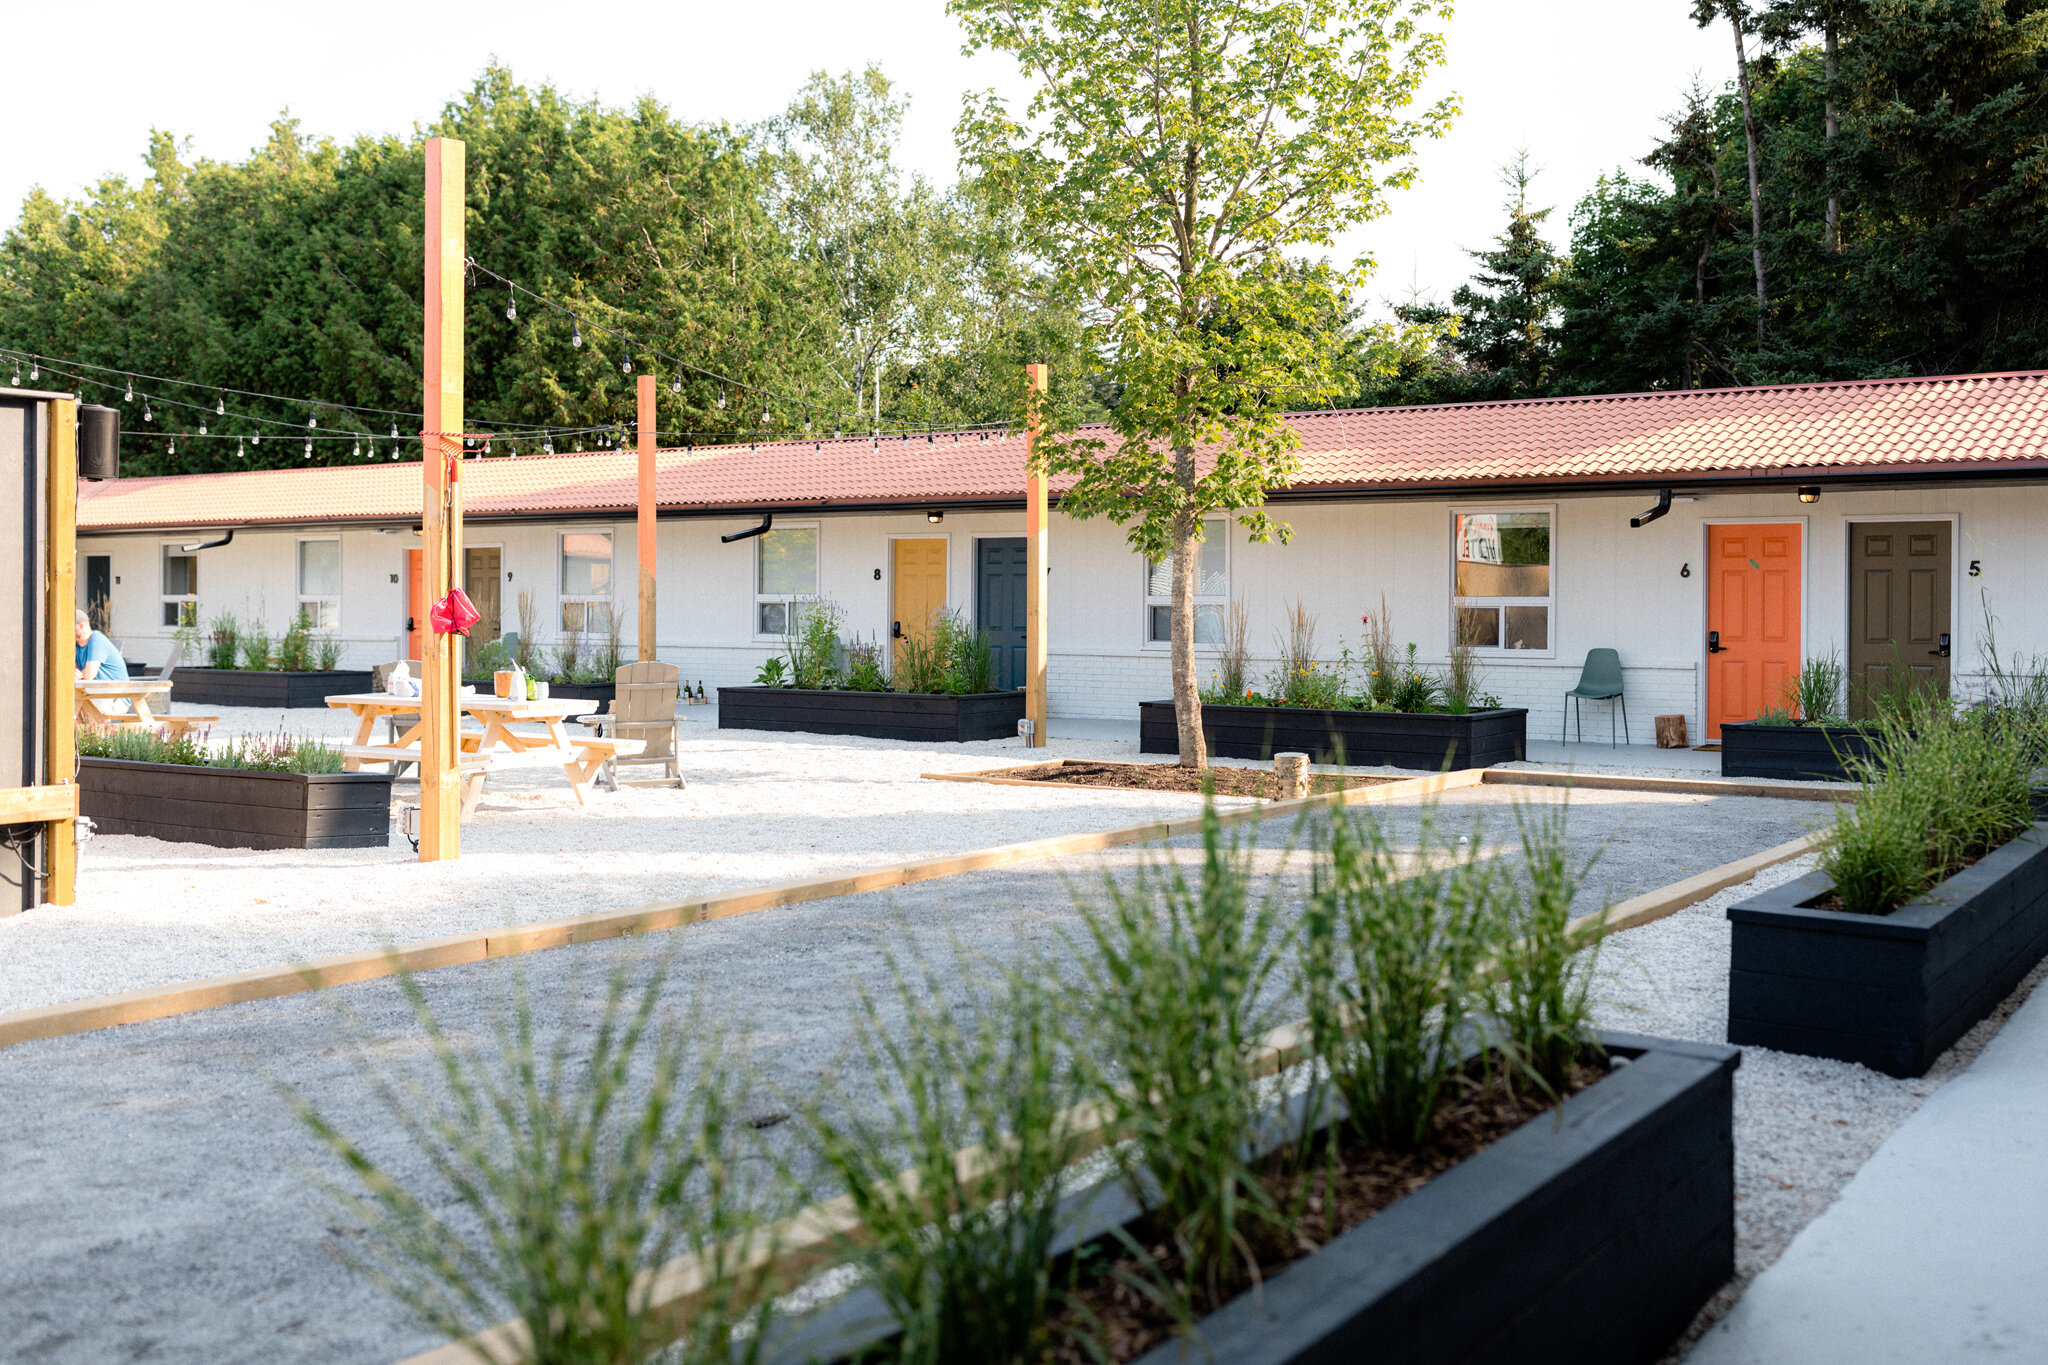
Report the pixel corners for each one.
[78,758,394,850]
[719,686,1025,742]
[1719,721,1881,782]
[1140,700,1526,770]
[1728,823,2048,1077]
[169,667,375,709]
[769,1031,1737,1365]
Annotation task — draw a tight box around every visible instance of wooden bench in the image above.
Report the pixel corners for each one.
[157,715,220,737]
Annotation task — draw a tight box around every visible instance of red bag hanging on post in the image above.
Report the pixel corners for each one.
[429,588,483,636]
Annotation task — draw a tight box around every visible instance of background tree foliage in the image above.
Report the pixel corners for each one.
[0,64,1097,475]
[1402,0,2048,403]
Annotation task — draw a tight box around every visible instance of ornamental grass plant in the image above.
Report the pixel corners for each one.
[1485,798,1606,1095]
[1821,692,2041,915]
[794,940,1081,1365]
[205,611,240,669]
[1066,802,1290,1305]
[282,958,777,1365]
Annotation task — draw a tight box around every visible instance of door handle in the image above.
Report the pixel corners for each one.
[1930,632,1951,658]
[1707,631,1723,655]
[891,620,902,639]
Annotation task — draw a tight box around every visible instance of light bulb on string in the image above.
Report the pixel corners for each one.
[572,324,582,348]
[252,430,261,446]
[621,355,632,374]
[215,397,225,416]
[28,362,37,382]
[143,401,152,422]
[716,390,726,410]
[353,439,361,459]
[390,421,398,439]
[760,407,771,426]
[670,374,681,394]
[304,439,313,460]
[237,440,245,459]
[124,379,133,402]
[9,365,18,386]
[307,413,318,429]
[198,419,207,435]
[168,438,176,455]
[506,289,517,322]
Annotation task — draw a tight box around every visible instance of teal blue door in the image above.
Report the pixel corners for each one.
[977,538,1028,692]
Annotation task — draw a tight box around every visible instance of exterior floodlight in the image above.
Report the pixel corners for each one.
[1798,486,1821,503]
[926,510,944,524]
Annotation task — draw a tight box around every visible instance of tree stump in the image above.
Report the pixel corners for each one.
[1654,715,1689,749]
[1274,751,1310,799]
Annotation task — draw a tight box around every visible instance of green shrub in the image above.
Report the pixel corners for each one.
[316,635,342,671]
[276,608,315,672]
[205,611,240,669]
[1486,799,1606,1095]
[464,638,512,681]
[785,599,844,689]
[238,622,273,671]
[1297,799,1501,1151]
[796,942,1080,1365]
[1821,695,2039,915]
[1386,643,1439,713]
[281,959,776,1365]
[939,611,995,695]
[843,634,889,691]
[78,725,342,773]
[1068,803,1287,1303]
[1790,652,1845,723]
[753,656,789,687]
[78,727,210,766]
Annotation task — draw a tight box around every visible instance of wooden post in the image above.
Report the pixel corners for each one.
[44,398,76,906]
[1024,363,1049,748]
[419,137,465,862]
[637,373,656,662]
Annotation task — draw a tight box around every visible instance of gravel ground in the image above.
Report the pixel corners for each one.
[9,707,1309,1013]
[0,784,1834,1365]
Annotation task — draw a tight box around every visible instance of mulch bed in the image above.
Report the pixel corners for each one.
[1046,1063,1602,1363]
[996,760,1395,800]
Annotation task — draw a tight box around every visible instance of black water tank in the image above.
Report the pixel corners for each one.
[79,404,119,480]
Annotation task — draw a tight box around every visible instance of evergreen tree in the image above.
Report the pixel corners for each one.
[1440,153,1565,398]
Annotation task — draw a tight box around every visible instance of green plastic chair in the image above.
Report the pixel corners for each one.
[1563,648,1630,746]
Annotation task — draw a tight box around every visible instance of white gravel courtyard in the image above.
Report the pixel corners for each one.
[8,706,1312,1013]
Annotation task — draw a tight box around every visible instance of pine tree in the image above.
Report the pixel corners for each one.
[1444,152,1565,398]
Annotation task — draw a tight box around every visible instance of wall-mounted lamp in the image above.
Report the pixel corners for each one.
[1797,486,1821,504]
[926,510,944,524]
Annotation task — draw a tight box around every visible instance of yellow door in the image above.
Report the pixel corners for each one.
[892,538,948,652]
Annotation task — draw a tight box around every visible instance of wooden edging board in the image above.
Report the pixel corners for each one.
[392,824,1822,1365]
[921,758,1401,797]
[0,769,1484,1053]
[1481,768,1857,802]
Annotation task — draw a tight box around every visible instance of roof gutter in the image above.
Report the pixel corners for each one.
[1629,489,1673,528]
[177,529,235,552]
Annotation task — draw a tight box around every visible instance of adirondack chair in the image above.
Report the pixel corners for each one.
[578,661,683,789]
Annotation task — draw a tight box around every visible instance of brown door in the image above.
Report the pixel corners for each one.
[465,547,502,645]
[1706,524,1803,738]
[892,538,948,652]
[1848,521,1951,718]
[406,548,424,660]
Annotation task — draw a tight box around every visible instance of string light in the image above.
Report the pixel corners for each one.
[198,419,208,435]
[620,355,632,374]
[9,364,18,386]
[572,324,582,348]
[352,438,361,458]
[215,396,225,415]
[670,374,681,394]
[717,390,726,409]
[237,440,245,459]
[506,289,517,322]
[168,438,176,455]
[252,431,261,446]
[143,401,152,422]
[124,379,133,402]
[390,421,398,439]
[307,413,318,429]
[304,438,313,459]
[28,362,37,382]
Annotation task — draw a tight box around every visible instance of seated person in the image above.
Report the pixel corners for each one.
[75,609,129,681]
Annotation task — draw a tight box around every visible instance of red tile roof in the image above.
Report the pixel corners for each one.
[77,370,2048,531]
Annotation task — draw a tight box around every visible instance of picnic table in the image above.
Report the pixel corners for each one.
[324,692,640,811]
[74,679,217,737]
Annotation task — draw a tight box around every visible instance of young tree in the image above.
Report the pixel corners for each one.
[954,0,1456,767]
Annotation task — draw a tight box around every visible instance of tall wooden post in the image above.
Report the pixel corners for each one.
[44,398,77,905]
[1024,363,1049,748]
[419,137,465,861]
[637,373,657,661]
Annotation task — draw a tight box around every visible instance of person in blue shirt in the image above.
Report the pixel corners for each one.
[74,609,129,681]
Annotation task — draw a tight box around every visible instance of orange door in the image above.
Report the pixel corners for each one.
[406,548,424,660]
[1706,524,1802,737]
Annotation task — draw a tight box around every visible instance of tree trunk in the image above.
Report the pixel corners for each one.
[1729,8,1769,352]
[1824,20,1839,251]
[1170,498,1207,769]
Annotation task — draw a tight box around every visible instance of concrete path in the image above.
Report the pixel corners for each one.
[1689,978,2048,1364]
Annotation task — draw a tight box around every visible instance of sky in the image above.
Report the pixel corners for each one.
[4,0,1735,316]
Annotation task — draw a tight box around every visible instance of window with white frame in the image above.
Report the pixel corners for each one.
[160,544,197,627]
[559,530,614,632]
[755,525,819,636]
[1452,509,1553,651]
[1144,519,1227,645]
[296,538,340,629]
